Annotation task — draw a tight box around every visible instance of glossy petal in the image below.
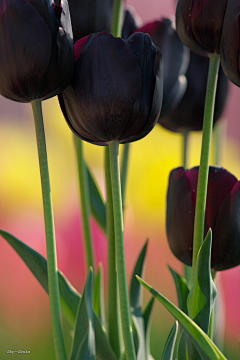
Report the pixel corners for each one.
[220,0,240,87]
[176,0,228,56]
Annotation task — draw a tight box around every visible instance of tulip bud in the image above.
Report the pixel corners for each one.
[159,51,228,133]
[0,0,74,102]
[176,0,228,56]
[167,166,240,271]
[59,32,163,145]
[135,18,189,118]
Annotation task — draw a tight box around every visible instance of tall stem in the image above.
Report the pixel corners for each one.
[109,141,136,360]
[191,54,220,279]
[121,143,130,214]
[31,100,66,360]
[105,146,121,358]
[75,137,95,273]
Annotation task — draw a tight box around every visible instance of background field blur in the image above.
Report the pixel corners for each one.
[0,0,240,359]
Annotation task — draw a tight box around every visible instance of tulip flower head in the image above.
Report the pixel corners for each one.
[59,32,163,145]
[159,51,228,133]
[0,0,74,102]
[167,166,240,271]
[135,18,189,118]
[176,0,228,56]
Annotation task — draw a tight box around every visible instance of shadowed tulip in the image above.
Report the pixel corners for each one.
[167,166,240,271]
[159,51,228,132]
[59,32,163,145]
[176,0,228,56]
[135,17,189,118]
[122,6,142,40]
[0,0,74,102]
[220,0,240,87]
[68,0,114,42]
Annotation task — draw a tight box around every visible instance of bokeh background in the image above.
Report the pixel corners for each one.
[0,0,240,359]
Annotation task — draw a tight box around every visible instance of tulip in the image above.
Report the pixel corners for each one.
[122,6,141,40]
[166,166,240,271]
[220,0,240,87]
[59,32,163,145]
[135,18,189,118]
[0,0,74,102]
[176,0,228,56]
[159,51,228,133]
[68,0,114,42]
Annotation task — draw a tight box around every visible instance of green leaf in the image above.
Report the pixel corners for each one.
[93,263,107,330]
[168,266,189,314]
[0,229,79,327]
[130,240,148,360]
[0,230,118,360]
[69,267,95,360]
[187,230,217,359]
[87,165,106,233]
[136,276,227,360]
[142,297,155,360]
[161,321,178,360]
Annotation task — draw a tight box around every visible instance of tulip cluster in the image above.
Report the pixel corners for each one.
[167,166,240,271]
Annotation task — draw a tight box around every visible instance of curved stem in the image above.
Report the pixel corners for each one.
[75,136,95,273]
[191,54,220,280]
[109,141,136,360]
[31,100,66,360]
[105,146,121,358]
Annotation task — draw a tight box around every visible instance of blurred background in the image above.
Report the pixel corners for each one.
[0,0,240,359]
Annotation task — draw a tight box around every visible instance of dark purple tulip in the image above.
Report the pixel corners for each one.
[59,32,163,146]
[135,18,189,118]
[122,6,141,40]
[220,1,240,87]
[167,166,240,271]
[159,51,229,133]
[68,0,114,42]
[176,0,228,56]
[0,0,74,102]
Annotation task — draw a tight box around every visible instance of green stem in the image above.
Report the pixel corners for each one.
[31,100,66,360]
[121,143,130,214]
[191,54,220,280]
[75,136,95,273]
[105,146,121,358]
[111,0,123,38]
[109,141,136,360]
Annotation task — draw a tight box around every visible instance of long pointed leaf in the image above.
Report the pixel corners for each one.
[161,321,178,360]
[93,263,107,330]
[168,266,189,314]
[69,267,95,360]
[136,276,227,360]
[142,297,155,360]
[130,240,148,360]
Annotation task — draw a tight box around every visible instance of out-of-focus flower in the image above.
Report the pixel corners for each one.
[68,0,114,42]
[159,51,229,133]
[59,32,163,145]
[0,0,74,102]
[122,6,142,40]
[166,166,240,271]
[135,17,189,118]
[176,0,228,56]
[220,1,240,87]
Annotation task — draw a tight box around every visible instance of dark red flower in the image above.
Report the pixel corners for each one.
[159,51,229,133]
[59,32,163,145]
[176,0,228,56]
[220,0,240,87]
[135,17,189,118]
[167,166,240,271]
[0,0,74,102]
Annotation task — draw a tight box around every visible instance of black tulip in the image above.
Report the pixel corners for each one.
[159,51,229,133]
[68,0,114,43]
[59,32,163,145]
[0,0,74,103]
[176,0,228,56]
[167,166,240,271]
[122,7,141,40]
[220,0,240,87]
[135,18,189,118]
